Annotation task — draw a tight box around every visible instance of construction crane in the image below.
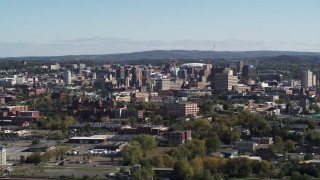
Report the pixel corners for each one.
[208,44,215,65]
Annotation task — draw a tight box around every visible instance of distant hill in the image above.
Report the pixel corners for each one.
[1,50,320,61]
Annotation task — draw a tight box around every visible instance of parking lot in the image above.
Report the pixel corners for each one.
[5,140,34,162]
[3,141,122,178]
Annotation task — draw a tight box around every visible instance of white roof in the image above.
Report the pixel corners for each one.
[70,135,114,140]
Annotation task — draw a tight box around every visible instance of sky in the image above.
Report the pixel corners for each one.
[0,0,320,57]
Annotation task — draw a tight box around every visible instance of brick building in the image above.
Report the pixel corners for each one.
[167,130,192,145]
[162,102,199,117]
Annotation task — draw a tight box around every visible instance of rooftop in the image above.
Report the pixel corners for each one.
[69,135,114,140]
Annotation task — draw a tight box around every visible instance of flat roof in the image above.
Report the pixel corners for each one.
[70,135,114,140]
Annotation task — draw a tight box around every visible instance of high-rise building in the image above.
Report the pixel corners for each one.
[237,60,244,73]
[242,65,256,80]
[131,66,141,87]
[64,70,72,85]
[142,69,151,86]
[187,67,195,76]
[92,72,97,80]
[178,69,187,79]
[156,79,171,90]
[301,70,316,88]
[228,64,238,76]
[213,68,238,93]
[199,64,212,82]
[116,66,126,79]
[0,145,6,165]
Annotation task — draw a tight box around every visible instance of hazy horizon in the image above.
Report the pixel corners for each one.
[1,0,320,57]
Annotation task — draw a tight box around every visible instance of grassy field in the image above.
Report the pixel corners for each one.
[145,147,171,159]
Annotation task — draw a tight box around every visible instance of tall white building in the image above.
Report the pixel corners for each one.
[0,146,6,165]
[64,70,72,85]
[301,70,316,88]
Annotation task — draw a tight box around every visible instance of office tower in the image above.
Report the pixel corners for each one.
[301,70,316,88]
[213,68,238,93]
[168,60,177,67]
[199,64,212,81]
[131,66,142,87]
[142,69,151,86]
[116,66,126,79]
[78,67,84,75]
[64,70,72,85]
[92,72,97,80]
[237,60,244,73]
[79,63,86,69]
[242,65,256,80]
[178,69,187,79]
[228,64,238,76]
[156,79,171,90]
[0,145,6,165]
[187,67,195,76]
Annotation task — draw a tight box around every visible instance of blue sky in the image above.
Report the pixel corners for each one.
[0,0,319,57]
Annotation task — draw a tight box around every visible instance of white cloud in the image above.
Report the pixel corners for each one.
[0,37,319,57]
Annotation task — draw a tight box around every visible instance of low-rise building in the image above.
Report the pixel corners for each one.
[220,148,238,158]
[167,130,192,145]
[29,141,56,152]
[94,141,128,151]
[236,141,256,153]
[68,135,114,144]
[162,102,199,117]
[252,137,273,145]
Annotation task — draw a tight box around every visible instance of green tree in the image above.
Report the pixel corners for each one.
[205,132,221,153]
[304,153,314,161]
[19,155,26,164]
[32,139,40,145]
[284,140,296,152]
[150,115,163,125]
[134,134,157,152]
[133,167,155,180]
[173,159,194,180]
[121,141,144,165]
[25,152,43,164]
[225,157,252,178]
[185,139,206,158]
[190,157,204,179]
[251,160,273,175]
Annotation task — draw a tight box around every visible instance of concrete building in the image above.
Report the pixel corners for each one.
[237,60,244,73]
[0,145,6,165]
[50,63,60,70]
[301,70,316,88]
[142,69,152,86]
[213,68,238,93]
[69,135,114,144]
[64,70,72,85]
[131,66,141,87]
[116,66,126,79]
[156,79,171,90]
[115,95,131,102]
[242,65,257,80]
